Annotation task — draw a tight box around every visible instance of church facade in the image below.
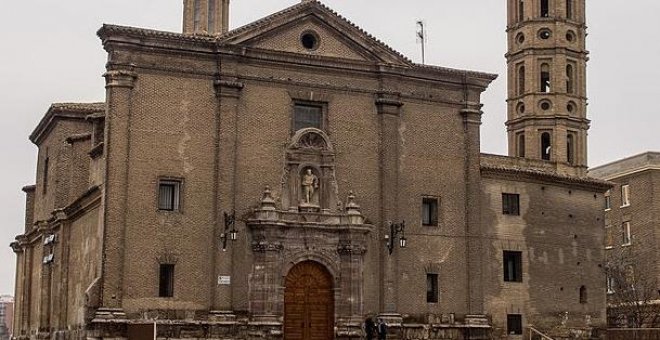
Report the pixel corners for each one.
[11,1,610,339]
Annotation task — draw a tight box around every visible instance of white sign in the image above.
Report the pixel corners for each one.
[218,276,231,285]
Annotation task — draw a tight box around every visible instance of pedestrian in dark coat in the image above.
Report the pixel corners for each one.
[376,318,387,340]
[364,317,375,340]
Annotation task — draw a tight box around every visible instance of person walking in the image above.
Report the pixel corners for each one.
[376,318,387,340]
[364,317,375,340]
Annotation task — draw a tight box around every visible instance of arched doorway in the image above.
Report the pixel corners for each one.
[284,261,334,340]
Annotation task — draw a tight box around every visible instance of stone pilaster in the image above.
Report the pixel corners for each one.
[213,76,243,311]
[376,92,402,313]
[461,105,484,314]
[99,69,136,310]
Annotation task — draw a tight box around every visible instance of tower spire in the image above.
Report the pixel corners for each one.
[183,0,229,36]
[505,0,589,172]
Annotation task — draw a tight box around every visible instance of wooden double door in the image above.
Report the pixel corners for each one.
[284,261,335,340]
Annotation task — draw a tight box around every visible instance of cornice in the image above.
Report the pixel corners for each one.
[481,154,612,192]
[30,103,105,145]
[506,47,589,59]
[12,186,102,244]
[589,152,660,180]
[505,115,590,127]
[98,24,216,46]
[506,18,587,32]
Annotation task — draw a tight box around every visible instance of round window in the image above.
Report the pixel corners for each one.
[538,29,552,40]
[540,101,552,111]
[566,30,576,42]
[567,101,577,113]
[517,102,526,114]
[301,31,319,50]
[516,33,525,44]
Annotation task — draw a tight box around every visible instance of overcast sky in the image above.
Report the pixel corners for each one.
[0,1,658,295]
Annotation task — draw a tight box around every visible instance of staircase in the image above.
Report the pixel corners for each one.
[529,326,555,340]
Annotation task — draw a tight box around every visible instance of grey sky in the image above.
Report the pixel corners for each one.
[0,1,658,295]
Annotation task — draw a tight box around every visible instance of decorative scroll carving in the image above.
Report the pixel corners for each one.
[296,131,327,150]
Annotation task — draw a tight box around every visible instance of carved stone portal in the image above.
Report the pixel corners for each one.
[246,129,372,337]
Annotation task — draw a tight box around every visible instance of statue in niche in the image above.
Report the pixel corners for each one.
[301,168,319,205]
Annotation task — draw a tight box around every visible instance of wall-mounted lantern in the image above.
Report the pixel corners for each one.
[386,221,406,255]
[221,211,237,251]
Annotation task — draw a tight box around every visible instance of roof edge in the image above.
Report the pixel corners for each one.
[30,102,105,145]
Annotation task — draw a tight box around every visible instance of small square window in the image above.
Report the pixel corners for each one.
[621,185,630,207]
[159,264,175,298]
[503,251,523,282]
[158,180,181,211]
[507,314,523,335]
[426,273,438,303]
[422,197,439,226]
[502,193,520,216]
[621,221,632,246]
[293,104,323,132]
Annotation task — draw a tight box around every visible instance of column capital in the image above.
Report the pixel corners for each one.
[375,92,403,116]
[103,70,137,88]
[461,108,483,126]
[215,77,244,98]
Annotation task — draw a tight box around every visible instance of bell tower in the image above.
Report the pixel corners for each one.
[183,0,230,35]
[506,0,589,170]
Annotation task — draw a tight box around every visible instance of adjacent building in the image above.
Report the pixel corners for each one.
[11,1,610,339]
[590,152,660,328]
[0,296,13,340]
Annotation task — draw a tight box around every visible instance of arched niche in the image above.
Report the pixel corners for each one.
[281,128,338,213]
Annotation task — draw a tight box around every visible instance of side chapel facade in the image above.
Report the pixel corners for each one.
[11,0,611,339]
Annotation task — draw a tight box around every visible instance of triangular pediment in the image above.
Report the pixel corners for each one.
[219,1,411,65]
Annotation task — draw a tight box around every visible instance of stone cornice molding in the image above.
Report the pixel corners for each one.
[481,165,612,192]
[505,115,591,129]
[589,152,660,180]
[13,186,102,242]
[30,103,105,145]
